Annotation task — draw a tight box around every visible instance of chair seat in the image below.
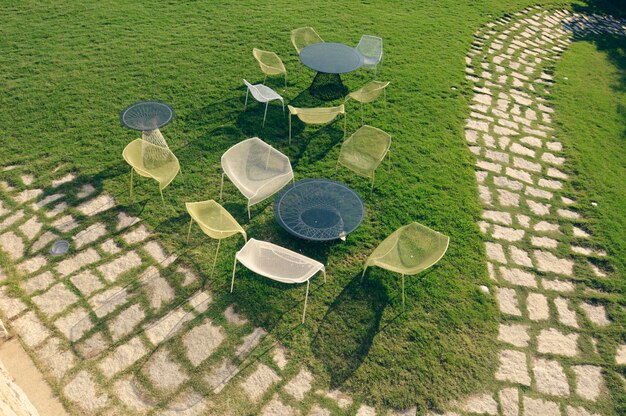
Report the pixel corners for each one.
[347,81,389,104]
[339,151,381,177]
[362,56,381,67]
[253,84,283,102]
[223,162,291,199]
[288,105,344,125]
[236,238,324,284]
[365,222,449,275]
[122,139,180,190]
[185,200,246,241]
[221,137,294,208]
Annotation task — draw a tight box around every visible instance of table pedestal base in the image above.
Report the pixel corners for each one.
[141,129,169,148]
[141,129,170,169]
[309,72,348,101]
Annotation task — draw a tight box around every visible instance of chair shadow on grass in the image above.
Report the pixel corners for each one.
[311,273,388,389]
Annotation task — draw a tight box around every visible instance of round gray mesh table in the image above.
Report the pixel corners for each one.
[120,101,174,148]
[274,179,364,241]
[299,43,364,100]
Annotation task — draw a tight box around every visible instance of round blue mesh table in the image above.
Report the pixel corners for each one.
[274,179,364,241]
[299,43,364,100]
[120,101,175,149]
[120,101,174,131]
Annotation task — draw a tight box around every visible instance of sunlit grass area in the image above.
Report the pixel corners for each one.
[6,1,626,414]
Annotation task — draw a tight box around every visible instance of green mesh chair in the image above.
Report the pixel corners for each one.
[346,81,389,124]
[362,222,450,306]
[253,48,287,87]
[337,125,391,190]
[186,200,246,277]
[288,105,346,144]
[122,138,180,206]
[291,27,324,54]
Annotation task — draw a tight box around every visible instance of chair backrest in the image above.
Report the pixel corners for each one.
[348,80,389,103]
[237,238,324,283]
[185,200,246,241]
[243,79,270,103]
[252,48,286,75]
[365,222,449,275]
[291,27,324,54]
[123,139,180,190]
[288,105,345,125]
[356,35,383,63]
[222,137,293,184]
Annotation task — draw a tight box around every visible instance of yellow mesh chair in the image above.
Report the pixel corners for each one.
[346,81,390,124]
[186,200,247,277]
[362,222,450,307]
[122,138,180,206]
[252,48,287,88]
[291,27,324,54]
[288,105,346,144]
[337,125,391,190]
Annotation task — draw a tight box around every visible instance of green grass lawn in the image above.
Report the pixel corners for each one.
[0,0,584,411]
[552,35,626,414]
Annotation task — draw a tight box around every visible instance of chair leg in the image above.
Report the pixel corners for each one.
[219,172,225,200]
[263,74,267,84]
[160,188,165,207]
[302,280,310,324]
[361,266,367,283]
[244,90,249,111]
[186,218,193,244]
[265,146,271,169]
[247,204,251,220]
[230,256,237,293]
[262,102,269,127]
[129,168,134,201]
[210,239,221,278]
[361,103,364,125]
[402,273,405,309]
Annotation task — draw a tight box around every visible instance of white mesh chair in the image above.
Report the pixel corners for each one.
[220,137,294,219]
[243,79,284,127]
[231,238,326,323]
[356,35,383,75]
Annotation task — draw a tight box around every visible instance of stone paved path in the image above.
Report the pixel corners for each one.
[1,6,626,416]
[0,172,369,414]
[447,7,626,416]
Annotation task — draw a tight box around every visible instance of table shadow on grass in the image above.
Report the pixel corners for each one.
[572,1,626,18]
[311,274,388,389]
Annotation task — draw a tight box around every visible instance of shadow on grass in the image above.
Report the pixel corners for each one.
[572,0,626,18]
[311,274,388,389]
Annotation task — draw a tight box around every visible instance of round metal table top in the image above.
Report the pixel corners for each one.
[274,178,364,241]
[120,101,174,131]
[299,43,364,74]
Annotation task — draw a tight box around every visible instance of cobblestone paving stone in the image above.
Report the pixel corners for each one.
[0,7,625,416]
